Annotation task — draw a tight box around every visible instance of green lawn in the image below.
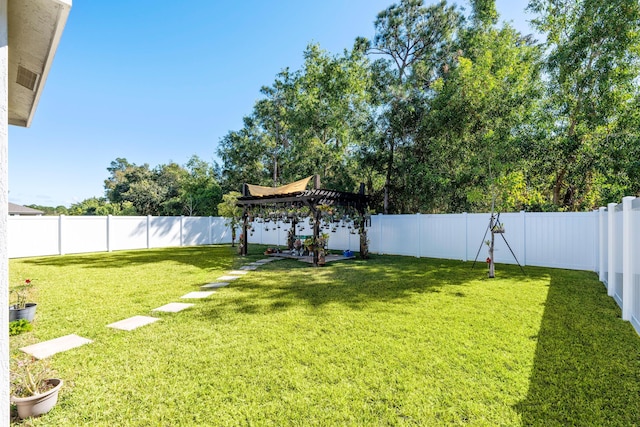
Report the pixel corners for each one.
[9,245,640,426]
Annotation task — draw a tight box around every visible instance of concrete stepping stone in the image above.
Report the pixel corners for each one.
[239,265,258,271]
[181,291,216,299]
[107,315,160,331]
[152,302,194,313]
[216,275,240,281]
[201,282,229,289]
[228,270,249,275]
[20,334,93,360]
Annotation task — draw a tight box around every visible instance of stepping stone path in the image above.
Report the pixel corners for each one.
[107,315,160,331]
[201,282,229,289]
[153,302,194,313]
[19,257,284,359]
[181,291,216,299]
[20,334,93,360]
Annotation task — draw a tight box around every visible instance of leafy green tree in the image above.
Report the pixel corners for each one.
[217,192,242,246]
[25,205,68,216]
[363,0,461,213]
[218,43,371,194]
[527,0,640,210]
[68,197,120,216]
[218,118,271,193]
[415,2,542,213]
[104,157,223,216]
[182,155,222,216]
[156,162,188,215]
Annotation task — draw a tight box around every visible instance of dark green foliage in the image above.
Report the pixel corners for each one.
[25,205,69,216]
[216,0,640,213]
[100,155,222,216]
[22,1,640,214]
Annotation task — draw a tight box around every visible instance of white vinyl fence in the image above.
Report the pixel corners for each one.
[597,197,640,334]
[9,211,600,270]
[8,215,231,258]
[246,211,599,271]
[8,205,638,335]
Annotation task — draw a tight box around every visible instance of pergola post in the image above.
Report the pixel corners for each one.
[358,183,368,259]
[241,211,248,256]
[312,208,320,267]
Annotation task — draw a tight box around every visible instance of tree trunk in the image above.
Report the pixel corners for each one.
[553,167,567,206]
[384,137,395,215]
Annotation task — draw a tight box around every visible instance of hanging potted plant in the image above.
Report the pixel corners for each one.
[11,357,63,419]
[9,279,37,322]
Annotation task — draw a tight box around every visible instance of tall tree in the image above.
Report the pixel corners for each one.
[364,0,461,213]
[182,155,222,216]
[217,191,242,247]
[528,0,640,209]
[217,117,272,193]
[412,0,542,213]
[104,157,223,216]
[219,43,371,193]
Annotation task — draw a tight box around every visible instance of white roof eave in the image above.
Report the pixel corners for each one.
[8,0,72,127]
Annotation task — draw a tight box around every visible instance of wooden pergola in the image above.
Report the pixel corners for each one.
[236,176,370,266]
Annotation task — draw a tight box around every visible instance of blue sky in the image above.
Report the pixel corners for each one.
[8,0,536,207]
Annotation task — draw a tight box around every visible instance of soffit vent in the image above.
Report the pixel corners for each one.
[16,65,40,91]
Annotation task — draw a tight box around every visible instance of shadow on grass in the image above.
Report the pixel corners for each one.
[515,270,640,426]
[18,245,238,272]
[206,253,540,315]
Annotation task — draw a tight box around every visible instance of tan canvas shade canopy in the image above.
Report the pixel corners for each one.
[245,176,313,197]
[236,175,370,266]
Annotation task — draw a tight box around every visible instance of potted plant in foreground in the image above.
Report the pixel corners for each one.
[9,279,37,322]
[10,357,63,419]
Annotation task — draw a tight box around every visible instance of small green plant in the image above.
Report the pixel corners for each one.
[9,319,33,336]
[10,357,55,398]
[303,237,315,251]
[11,279,33,309]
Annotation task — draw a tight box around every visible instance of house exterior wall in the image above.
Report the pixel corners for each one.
[1,0,10,418]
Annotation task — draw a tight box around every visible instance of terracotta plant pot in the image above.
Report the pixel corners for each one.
[9,303,37,322]
[12,378,63,419]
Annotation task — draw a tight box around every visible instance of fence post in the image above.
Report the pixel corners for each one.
[107,215,112,252]
[146,215,151,249]
[622,196,635,321]
[378,213,383,255]
[208,216,212,244]
[416,213,421,258]
[462,212,468,262]
[520,210,526,266]
[607,203,616,296]
[598,207,606,282]
[180,216,184,247]
[58,214,65,255]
